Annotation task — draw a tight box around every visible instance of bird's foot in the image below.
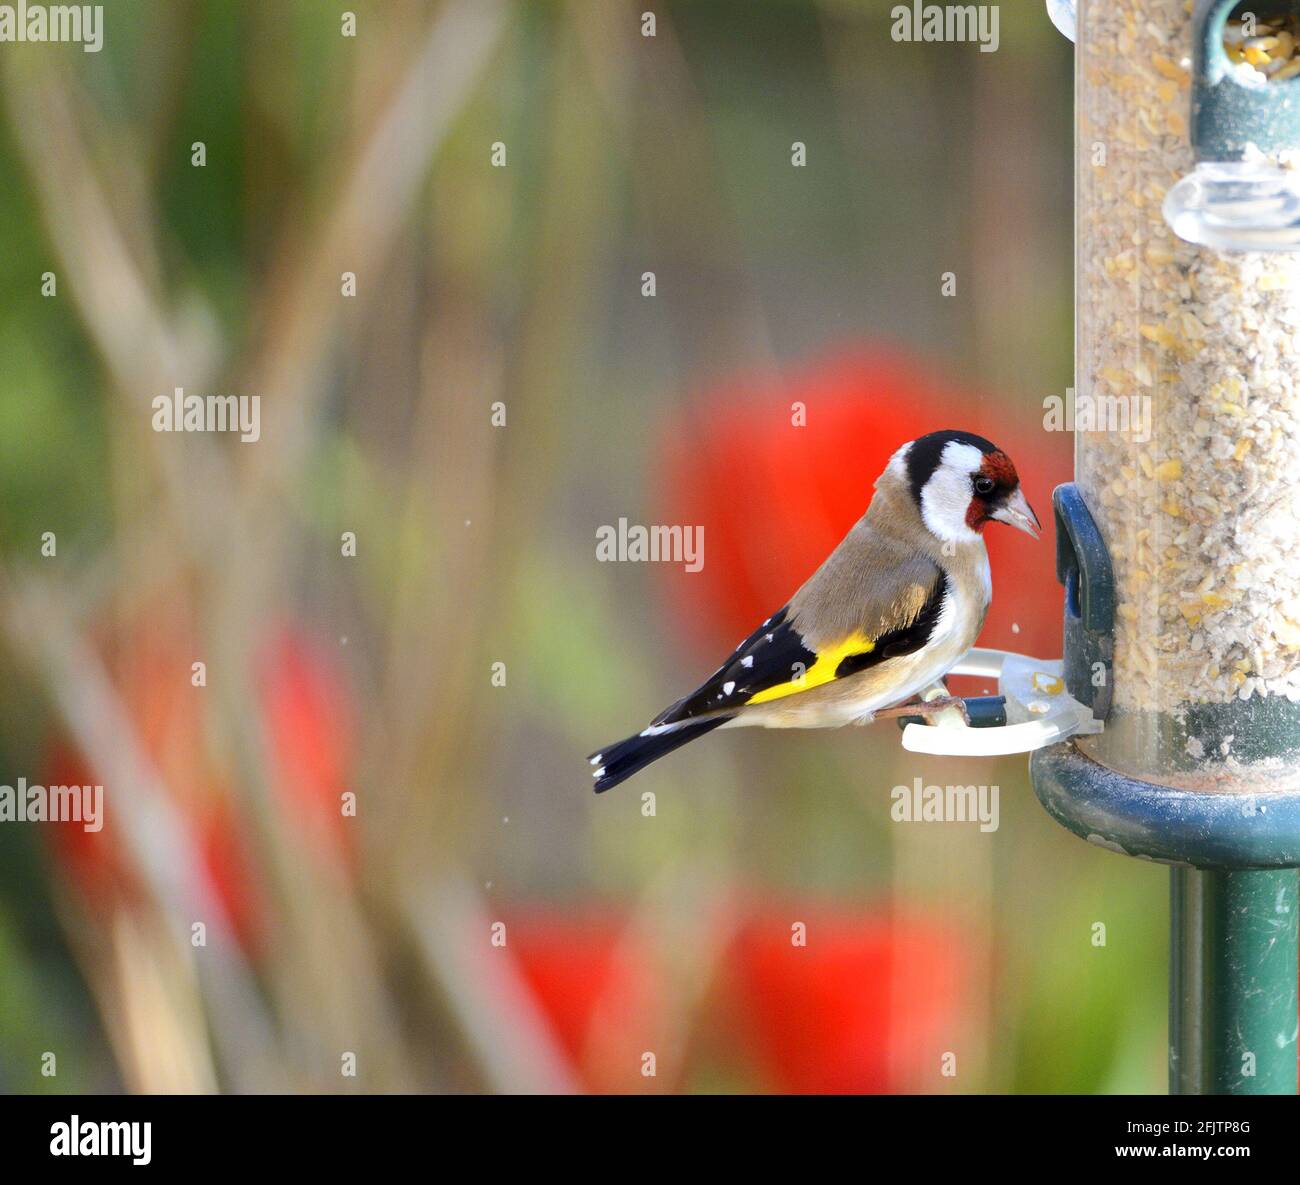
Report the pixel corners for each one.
[873,695,971,727]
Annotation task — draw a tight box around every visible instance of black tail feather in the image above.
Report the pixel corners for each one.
[588,716,732,793]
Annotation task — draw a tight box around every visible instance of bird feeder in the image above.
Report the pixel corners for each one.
[901,0,1300,1094]
[1035,0,1300,1095]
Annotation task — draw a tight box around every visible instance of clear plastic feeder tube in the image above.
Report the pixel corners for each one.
[1075,0,1300,791]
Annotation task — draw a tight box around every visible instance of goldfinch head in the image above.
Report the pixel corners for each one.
[888,429,1040,544]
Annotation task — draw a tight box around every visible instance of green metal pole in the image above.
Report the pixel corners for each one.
[1170,867,1299,1094]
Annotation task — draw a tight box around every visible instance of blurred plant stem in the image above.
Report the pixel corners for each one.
[0,570,279,1090]
[0,0,587,1094]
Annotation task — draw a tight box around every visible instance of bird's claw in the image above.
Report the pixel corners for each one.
[878,694,971,727]
[926,695,972,727]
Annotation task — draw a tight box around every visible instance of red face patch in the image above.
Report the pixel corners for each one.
[965,450,1019,530]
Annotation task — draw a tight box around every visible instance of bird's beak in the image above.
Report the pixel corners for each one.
[991,487,1041,539]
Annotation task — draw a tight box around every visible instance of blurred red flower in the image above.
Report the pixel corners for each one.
[506,900,970,1094]
[44,742,141,911]
[46,741,261,949]
[506,907,667,1093]
[44,615,356,952]
[725,904,969,1093]
[655,344,1070,662]
[256,626,356,872]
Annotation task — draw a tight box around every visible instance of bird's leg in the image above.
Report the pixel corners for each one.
[871,695,972,726]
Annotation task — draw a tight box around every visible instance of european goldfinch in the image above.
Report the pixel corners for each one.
[589,429,1039,793]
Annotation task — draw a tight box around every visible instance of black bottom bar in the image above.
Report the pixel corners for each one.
[2,1093,1297,1170]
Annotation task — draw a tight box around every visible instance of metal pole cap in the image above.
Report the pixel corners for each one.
[1193,0,1300,161]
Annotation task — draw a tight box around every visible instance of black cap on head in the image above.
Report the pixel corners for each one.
[904,429,998,504]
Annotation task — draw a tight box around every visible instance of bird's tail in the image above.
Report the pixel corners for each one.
[588,716,732,794]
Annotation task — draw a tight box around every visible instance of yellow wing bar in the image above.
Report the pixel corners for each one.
[744,630,875,705]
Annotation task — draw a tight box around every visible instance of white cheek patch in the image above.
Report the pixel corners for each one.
[920,441,985,543]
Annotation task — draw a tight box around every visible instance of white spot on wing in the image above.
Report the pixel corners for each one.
[723,681,735,695]
[741,656,754,668]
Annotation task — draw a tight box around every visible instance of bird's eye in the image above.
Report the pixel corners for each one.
[973,475,996,496]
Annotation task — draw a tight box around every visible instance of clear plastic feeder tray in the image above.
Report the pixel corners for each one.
[1165,160,1300,252]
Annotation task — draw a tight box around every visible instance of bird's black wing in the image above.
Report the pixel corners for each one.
[650,574,949,726]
